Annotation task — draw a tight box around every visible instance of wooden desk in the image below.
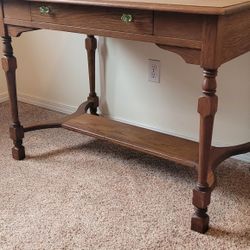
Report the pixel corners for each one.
[1,0,250,234]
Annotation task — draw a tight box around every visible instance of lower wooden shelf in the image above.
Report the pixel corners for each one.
[62,114,199,168]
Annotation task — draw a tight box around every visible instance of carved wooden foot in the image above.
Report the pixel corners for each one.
[9,125,25,160]
[191,187,211,233]
[12,142,25,160]
[2,36,25,160]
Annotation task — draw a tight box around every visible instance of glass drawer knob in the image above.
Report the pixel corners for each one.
[39,6,51,15]
[121,14,133,23]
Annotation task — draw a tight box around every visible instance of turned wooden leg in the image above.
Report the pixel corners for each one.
[191,69,218,233]
[85,35,99,115]
[2,36,25,160]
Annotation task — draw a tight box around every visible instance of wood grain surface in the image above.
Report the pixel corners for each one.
[219,8,250,64]
[31,3,153,35]
[3,0,31,21]
[154,12,204,41]
[1,0,249,234]
[63,114,200,168]
[24,0,250,14]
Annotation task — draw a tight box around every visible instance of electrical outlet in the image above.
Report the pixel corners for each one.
[148,59,160,83]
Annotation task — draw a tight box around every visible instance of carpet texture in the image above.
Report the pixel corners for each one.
[0,102,249,250]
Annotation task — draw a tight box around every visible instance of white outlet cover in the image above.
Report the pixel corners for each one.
[148,59,160,83]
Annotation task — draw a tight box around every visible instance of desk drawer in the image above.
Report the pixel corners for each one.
[154,12,204,42]
[30,3,153,35]
[3,0,31,20]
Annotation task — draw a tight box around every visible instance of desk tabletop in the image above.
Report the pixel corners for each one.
[26,0,250,14]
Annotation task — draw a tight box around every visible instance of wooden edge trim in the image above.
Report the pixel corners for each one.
[4,18,201,49]
[222,2,250,15]
[24,122,62,132]
[24,0,250,15]
[210,142,250,169]
[24,100,92,132]
[157,44,201,65]
[7,25,38,37]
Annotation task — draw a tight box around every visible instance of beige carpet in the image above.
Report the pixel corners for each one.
[0,102,249,250]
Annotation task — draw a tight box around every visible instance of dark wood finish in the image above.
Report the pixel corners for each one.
[25,0,250,15]
[85,35,99,115]
[210,142,250,170]
[62,113,200,167]
[24,100,92,132]
[200,16,220,68]
[156,45,201,65]
[30,3,153,35]
[1,0,249,234]
[7,25,37,37]
[3,18,202,51]
[3,0,31,20]
[0,0,5,36]
[191,69,218,233]
[1,36,25,160]
[3,2,248,68]
[154,12,204,42]
[201,9,250,68]
[219,8,250,64]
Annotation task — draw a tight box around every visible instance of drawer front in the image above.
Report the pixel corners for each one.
[154,12,204,42]
[3,0,31,21]
[30,3,153,35]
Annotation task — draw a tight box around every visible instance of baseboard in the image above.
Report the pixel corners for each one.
[0,92,8,103]
[18,93,77,114]
[15,93,250,163]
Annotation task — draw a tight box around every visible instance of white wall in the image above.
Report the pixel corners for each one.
[11,31,90,113]
[2,30,249,158]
